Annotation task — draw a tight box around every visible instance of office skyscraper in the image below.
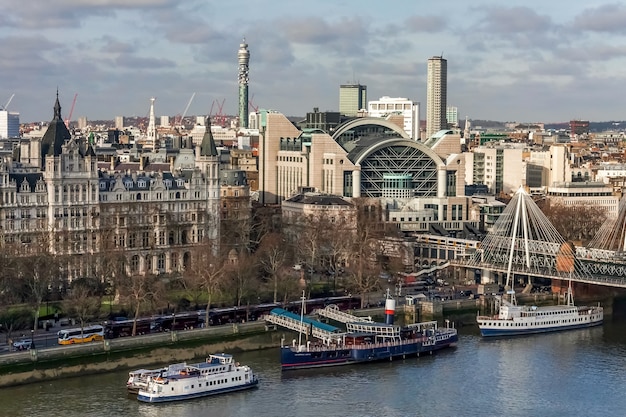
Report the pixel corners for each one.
[339,83,367,117]
[0,110,19,138]
[426,56,447,138]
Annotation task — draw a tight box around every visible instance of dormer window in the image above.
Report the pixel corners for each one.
[138,180,146,188]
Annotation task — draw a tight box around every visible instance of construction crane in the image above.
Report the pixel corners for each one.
[178,92,196,128]
[65,93,78,128]
[248,94,259,113]
[215,98,226,127]
[1,94,14,111]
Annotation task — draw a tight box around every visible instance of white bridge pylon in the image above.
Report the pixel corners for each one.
[464,186,591,282]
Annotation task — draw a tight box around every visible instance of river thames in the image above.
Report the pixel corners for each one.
[2,301,626,417]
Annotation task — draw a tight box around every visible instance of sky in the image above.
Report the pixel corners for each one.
[2,0,626,123]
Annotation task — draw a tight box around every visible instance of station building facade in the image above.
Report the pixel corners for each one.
[257,110,470,230]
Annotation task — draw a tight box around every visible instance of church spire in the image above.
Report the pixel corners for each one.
[54,88,62,120]
[200,116,218,156]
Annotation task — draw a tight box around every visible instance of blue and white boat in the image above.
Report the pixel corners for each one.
[137,353,258,403]
[267,291,458,371]
[477,282,603,337]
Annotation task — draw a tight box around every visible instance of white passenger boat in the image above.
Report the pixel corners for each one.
[137,353,258,403]
[477,282,603,337]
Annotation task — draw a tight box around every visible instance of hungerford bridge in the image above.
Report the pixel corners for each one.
[452,187,626,289]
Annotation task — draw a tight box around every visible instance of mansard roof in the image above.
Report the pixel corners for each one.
[40,92,72,165]
[98,171,188,192]
[285,192,353,206]
[9,172,44,193]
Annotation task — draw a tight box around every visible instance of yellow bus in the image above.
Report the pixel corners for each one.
[57,325,105,345]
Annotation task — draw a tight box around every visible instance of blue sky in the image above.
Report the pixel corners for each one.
[2,0,626,123]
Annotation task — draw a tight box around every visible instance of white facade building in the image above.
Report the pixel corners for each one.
[115,116,124,130]
[528,145,571,187]
[465,146,525,195]
[368,97,420,140]
[446,106,458,127]
[0,110,19,138]
[595,163,626,184]
[547,182,619,216]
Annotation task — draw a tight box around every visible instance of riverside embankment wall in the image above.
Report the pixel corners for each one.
[0,321,282,388]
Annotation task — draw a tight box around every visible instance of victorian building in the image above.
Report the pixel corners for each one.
[0,96,220,282]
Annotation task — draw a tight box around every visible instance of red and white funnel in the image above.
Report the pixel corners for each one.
[385,294,396,325]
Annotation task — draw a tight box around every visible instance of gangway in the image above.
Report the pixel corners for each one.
[315,304,373,324]
[346,322,402,341]
[265,308,344,344]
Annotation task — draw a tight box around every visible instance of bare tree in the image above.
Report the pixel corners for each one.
[343,198,385,307]
[258,232,288,303]
[19,236,60,332]
[63,277,103,330]
[542,200,608,245]
[0,243,24,342]
[118,272,164,336]
[224,250,260,312]
[184,240,227,325]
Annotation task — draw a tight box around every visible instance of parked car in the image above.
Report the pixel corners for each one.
[12,339,33,351]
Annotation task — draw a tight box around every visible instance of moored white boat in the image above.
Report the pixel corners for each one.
[477,283,603,337]
[137,353,258,403]
[127,362,187,394]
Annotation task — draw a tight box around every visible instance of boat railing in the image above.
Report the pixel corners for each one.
[316,305,373,324]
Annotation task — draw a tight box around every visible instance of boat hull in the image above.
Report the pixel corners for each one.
[281,333,458,370]
[137,379,258,403]
[479,318,603,337]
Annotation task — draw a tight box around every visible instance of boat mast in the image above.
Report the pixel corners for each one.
[298,290,305,347]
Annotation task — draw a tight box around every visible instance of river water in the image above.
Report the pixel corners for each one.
[3,303,626,417]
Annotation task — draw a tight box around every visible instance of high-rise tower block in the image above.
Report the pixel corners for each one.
[238,39,250,129]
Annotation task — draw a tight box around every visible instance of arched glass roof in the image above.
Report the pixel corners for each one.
[328,118,445,199]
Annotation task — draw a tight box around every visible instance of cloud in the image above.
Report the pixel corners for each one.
[556,44,626,62]
[114,55,176,69]
[281,16,369,55]
[4,0,179,29]
[478,6,553,34]
[572,4,626,33]
[99,37,135,54]
[404,15,448,32]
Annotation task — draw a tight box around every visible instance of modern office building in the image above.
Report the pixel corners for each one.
[570,120,589,136]
[299,107,343,133]
[0,110,19,138]
[446,106,458,127]
[77,116,88,130]
[426,56,447,138]
[368,97,420,140]
[465,145,525,195]
[339,83,367,117]
[115,116,124,130]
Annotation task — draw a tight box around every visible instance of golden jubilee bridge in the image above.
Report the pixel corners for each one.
[453,187,626,289]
